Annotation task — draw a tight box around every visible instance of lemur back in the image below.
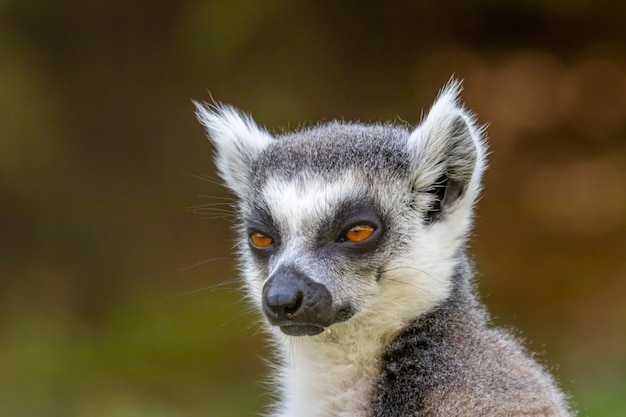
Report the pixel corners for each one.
[195,81,573,417]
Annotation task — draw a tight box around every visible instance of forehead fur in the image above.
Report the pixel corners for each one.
[258,173,378,238]
[250,122,412,186]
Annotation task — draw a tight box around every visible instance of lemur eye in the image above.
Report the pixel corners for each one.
[250,232,273,248]
[343,225,375,243]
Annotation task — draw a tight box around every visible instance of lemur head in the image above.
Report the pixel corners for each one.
[195,81,486,339]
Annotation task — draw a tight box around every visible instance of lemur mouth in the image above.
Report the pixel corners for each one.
[279,324,325,336]
[278,304,356,337]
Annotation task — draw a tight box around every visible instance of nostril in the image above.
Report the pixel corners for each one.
[266,289,303,319]
[284,291,303,316]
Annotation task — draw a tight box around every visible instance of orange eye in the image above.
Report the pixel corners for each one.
[344,225,375,243]
[250,232,273,248]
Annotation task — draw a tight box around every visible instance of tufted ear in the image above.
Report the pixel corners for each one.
[194,101,274,197]
[407,80,487,221]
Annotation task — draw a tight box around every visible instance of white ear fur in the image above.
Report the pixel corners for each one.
[407,80,487,209]
[194,101,274,196]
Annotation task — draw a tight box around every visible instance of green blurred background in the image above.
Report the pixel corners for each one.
[1,1,625,416]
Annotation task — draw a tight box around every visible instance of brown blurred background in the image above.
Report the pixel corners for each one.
[1,1,625,416]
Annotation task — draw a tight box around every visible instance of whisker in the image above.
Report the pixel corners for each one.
[221,308,258,328]
[190,210,236,218]
[247,318,268,336]
[181,170,224,186]
[167,279,241,298]
[381,277,440,297]
[197,194,235,201]
[179,256,231,271]
[380,265,439,281]
[250,323,266,337]
[186,202,234,210]
[199,215,237,221]
[188,207,234,215]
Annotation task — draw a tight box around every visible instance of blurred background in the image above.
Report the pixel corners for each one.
[1,0,625,416]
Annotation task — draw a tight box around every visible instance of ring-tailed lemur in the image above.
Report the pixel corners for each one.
[194,81,574,417]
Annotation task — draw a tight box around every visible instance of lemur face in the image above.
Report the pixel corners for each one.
[195,81,486,337]
[238,123,450,337]
[244,172,404,336]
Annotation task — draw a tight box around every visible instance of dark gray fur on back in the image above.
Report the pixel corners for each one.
[371,258,571,417]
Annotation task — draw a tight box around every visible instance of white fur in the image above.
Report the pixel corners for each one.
[193,102,274,197]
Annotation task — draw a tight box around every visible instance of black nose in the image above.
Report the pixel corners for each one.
[264,286,303,320]
[262,266,333,336]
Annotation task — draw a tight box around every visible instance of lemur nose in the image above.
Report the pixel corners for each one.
[262,265,334,329]
[265,287,303,319]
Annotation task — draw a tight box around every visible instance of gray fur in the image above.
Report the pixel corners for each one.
[253,122,411,184]
[372,258,571,416]
[195,81,574,416]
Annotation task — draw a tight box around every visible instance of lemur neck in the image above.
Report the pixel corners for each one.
[274,328,385,417]
[271,258,481,417]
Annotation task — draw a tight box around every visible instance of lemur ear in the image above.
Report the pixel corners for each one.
[407,80,487,220]
[194,101,274,197]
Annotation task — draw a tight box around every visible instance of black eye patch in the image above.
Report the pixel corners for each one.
[316,201,385,254]
[246,207,281,257]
